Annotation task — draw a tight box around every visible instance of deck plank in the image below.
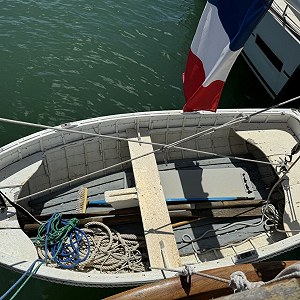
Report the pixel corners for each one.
[127,129,181,268]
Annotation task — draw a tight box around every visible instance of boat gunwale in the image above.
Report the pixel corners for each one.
[0,108,298,157]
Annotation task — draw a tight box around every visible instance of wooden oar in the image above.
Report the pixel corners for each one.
[24,198,264,234]
[23,210,201,233]
[34,199,264,221]
[24,205,262,234]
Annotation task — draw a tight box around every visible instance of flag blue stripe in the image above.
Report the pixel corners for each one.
[209,0,273,51]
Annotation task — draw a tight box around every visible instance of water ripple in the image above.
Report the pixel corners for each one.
[0,0,197,137]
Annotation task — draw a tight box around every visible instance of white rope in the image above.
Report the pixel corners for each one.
[78,222,147,273]
[181,204,280,254]
[15,118,276,202]
[1,96,299,150]
[264,154,300,233]
[168,95,300,149]
[17,145,162,202]
[230,262,300,292]
[229,271,264,292]
[150,265,230,284]
[245,95,300,117]
[162,146,276,166]
[162,116,245,149]
[0,116,276,167]
[273,262,300,281]
[16,150,274,203]
[37,221,148,273]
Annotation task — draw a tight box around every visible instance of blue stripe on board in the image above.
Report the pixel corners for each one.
[88,199,107,205]
[88,197,250,206]
[166,197,241,202]
[208,0,273,51]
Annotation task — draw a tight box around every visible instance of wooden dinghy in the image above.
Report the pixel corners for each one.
[104,260,300,300]
[0,109,300,288]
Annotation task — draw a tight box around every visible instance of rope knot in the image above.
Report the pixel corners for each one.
[229,271,263,292]
[180,265,195,277]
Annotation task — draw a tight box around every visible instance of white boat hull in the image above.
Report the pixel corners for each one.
[0,108,299,287]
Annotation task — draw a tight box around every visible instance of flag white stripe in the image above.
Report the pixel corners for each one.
[191,3,237,85]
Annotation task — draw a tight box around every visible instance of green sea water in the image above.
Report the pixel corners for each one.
[0,0,285,299]
[0,0,271,147]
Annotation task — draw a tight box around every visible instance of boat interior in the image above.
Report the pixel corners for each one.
[9,116,297,273]
[1,110,299,276]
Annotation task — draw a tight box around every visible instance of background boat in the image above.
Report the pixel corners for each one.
[104,260,300,300]
[242,0,300,102]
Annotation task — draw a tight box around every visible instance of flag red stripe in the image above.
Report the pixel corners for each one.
[183,50,224,112]
[182,0,272,112]
[183,50,206,101]
[183,80,224,112]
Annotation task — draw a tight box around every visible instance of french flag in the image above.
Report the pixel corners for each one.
[183,0,273,112]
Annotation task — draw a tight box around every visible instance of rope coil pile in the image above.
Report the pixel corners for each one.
[35,215,148,273]
[35,213,90,269]
[79,222,148,273]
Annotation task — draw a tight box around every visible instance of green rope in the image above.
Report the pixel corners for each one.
[9,261,44,300]
[34,213,90,269]
[35,213,79,247]
[35,214,80,262]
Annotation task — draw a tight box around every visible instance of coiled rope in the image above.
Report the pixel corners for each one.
[79,221,148,273]
[182,152,300,253]
[7,96,300,202]
[35,213,90,269]
[1,213,91,299]
[35,218,148,273]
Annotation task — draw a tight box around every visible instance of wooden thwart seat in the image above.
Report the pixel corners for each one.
[127,129,181,268]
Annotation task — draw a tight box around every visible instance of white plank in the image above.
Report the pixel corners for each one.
[127,129,181,268]
[105,187,138,209]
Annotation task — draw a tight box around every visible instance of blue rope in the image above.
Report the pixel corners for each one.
[50,220,90,268]
[0,213,90,299]
[0,259,44,300]
[35,213,90,269]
